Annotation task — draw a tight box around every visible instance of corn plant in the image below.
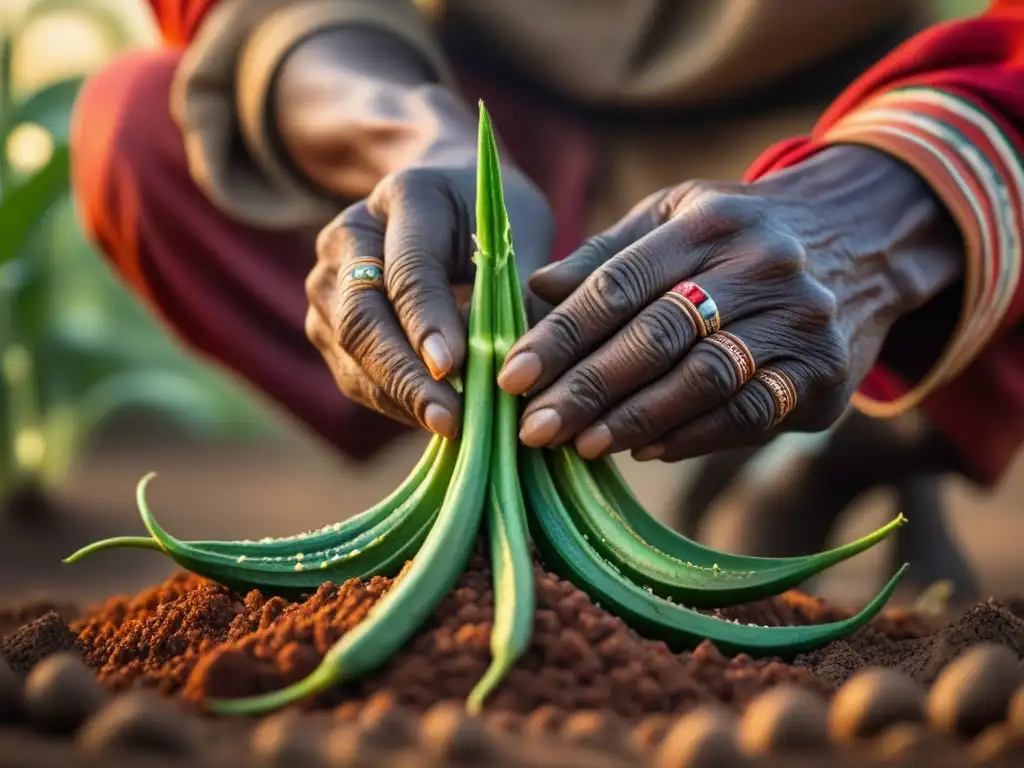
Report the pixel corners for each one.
[1,0,272,510]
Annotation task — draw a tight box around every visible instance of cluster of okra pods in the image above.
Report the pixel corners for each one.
[66,105,908,717]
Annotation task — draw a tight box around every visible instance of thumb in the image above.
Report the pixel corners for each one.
[528,195,665,305]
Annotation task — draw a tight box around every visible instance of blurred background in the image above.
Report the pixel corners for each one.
[1,0,1017,611]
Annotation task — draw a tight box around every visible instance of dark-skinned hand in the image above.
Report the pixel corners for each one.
[305,158,553,438]
[496,145,964,462]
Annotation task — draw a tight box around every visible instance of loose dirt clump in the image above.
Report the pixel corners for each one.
[63,552,949,721]
[798,599,1024,687]
[1,611,83,675]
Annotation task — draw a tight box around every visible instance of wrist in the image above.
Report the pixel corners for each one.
[756,145,965,321]
[270,27,477,198]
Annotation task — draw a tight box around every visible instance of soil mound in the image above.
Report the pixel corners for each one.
[59,553,951,719]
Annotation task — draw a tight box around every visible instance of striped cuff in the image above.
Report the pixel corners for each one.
[821,86,1023,418]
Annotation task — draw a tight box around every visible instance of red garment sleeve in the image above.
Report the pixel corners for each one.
[745,1,1024,486]
[144,0,220,47]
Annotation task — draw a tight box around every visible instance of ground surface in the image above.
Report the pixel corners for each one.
[1,423,1024,766]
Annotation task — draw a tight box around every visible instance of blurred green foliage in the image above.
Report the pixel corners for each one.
[0,0,275,503]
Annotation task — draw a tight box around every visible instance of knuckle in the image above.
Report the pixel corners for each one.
[801,284,840,329]
[586,257,651,317]
[760,234,809,280]
[613,402,656,444]
[304,261,332,305]
[671,184,752,238]
[731,389,771,432]
[368,344,427,409]
[543,308,590,357]
[685,352,737,401]
[626,303,687,366]
[304,308,325,349]
[820,340,852,385]
[379,166,436,203]
[566,364,610,412]
[335,302,376,358]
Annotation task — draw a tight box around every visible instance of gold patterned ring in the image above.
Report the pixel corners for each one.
[705,331,756,384]
[753,368,798,429]
[345,258,386,291]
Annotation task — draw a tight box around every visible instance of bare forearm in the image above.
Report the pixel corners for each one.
[270,26,477,198]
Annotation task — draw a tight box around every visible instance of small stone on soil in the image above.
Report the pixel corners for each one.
[737,685,828,755]
[927,642,1024,737]
[23,652,108,734]
[419,701,494,763]
[872,722,947,760]
[251,710,325,767]
[1008,684,1024,737]
[654,705,741,768]
[76,690,199,756]
[828,666,925,741]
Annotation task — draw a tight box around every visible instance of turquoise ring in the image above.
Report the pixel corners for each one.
[345,259,386,291]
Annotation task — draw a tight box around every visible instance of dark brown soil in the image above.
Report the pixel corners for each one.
[0,551,959,721]
[2,553,1024,766]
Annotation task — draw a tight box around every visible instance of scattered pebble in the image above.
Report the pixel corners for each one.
[1007,684,1024,738]
[76,690,198,756]
[419,702,494,763]
[23,652,107,734]
[356,695,416,748]
[326,724,388,767]
[969,723,1024,764]
[828,666,925,741]
[872,723,947,761]
[251,710,325,767]
[560,710,626,752]
[654,705,741,768]
[927,643,1024,737]
[738,685,827,755]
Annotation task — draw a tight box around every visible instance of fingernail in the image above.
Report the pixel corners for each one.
[575,423,612,459]
[498,352,542,394]
[634,444,664,462]
[424,403,458,439]
[519,408,562,447]
[421,334,453,380]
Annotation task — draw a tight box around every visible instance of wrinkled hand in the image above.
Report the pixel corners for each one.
[306,161,554,437]
[497,146,962,462]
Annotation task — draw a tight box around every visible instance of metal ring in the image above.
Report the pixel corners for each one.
[753,368,798,429]
[663,280,721,337]
[705,331,756,384]
[345,258,386,291]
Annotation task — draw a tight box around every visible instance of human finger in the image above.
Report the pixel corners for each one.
[518,272,769,449]
[632,361,811,462]
[527,192,667,305]
[498,219,720,396]
[323,204,462,437]
[368,170,470,380]
[574,320,768,458]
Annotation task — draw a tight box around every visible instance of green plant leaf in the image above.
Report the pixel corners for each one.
[73,369,262,443]
[10,77,83,144]
[0,145,69,268]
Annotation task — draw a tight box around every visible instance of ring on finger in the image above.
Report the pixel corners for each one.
[752,368,798,429]
[345,258,386,291]
[704,330,756,384]
[663,280,720,337]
